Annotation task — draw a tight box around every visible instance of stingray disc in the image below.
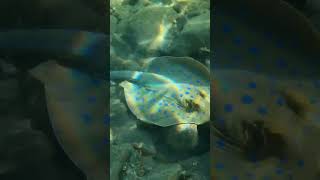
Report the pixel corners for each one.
[120,80,210,127]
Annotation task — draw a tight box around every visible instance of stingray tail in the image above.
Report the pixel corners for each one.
[110,70,140,81]
[0,29,108,78]
[110,70,172,84]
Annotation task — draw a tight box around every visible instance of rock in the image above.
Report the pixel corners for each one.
[144,162,183,180]
[111,0,123,7]
[110,143,134,180]
[122,151,183,180]
[111,34,135,60]
[122,0,140,6]
[117,5,179,55]
[166,11,210,57]
[179,152,210,179]
[132,142,157,156]
[116,122,155,143]
[172,0,209,17]
[165,124,199,151]
[110,97,128,118]
[110,128,115,144]
[149,0,172,5]
[121,149,146,179]
[111,15,118,33]
[110,53,141,71]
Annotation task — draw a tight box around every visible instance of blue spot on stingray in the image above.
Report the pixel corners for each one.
[279,158,288,164]
[216,117,225,128]
[289,69,298,77]
[255,64,262,72]
[71,69,84,79]
[148,99,156,105]
[276,97,285,106]
[245,172,255,179]
[103,114,110,126]
[222,24,232,33]
[215,163,225,170]
[297,160,304,167]
[310,98,317,104]
[103,137,109,145]
[248,82,257,89]
[231,176,239,180]
[139,105,145,111]
[275,167,284,175]
[91,78,102,86]
[154,67,160,72]
[241,95,254,104]
[185,91,190,95]
[82,113,93,124]
[276,58,288,68]
[249,47,259,55]
[232,36,242,45]
[275,40,284,48]
[257,106,268,115]
[263,31,273,39]
[262,176,271,180]
[314,80,320,88]
[224,104,233,113]
[248,153,258,163]
[180,94,183,97]
[87,96,97,103]
[216,139,225,149]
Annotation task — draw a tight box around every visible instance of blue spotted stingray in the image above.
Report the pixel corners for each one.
[0,29,108,180]
[111,56,210,127]
[212,0,320,179]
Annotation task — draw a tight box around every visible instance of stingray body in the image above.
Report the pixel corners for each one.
[111,56,210,151]
[214,1,320,78]
[0,29,108,180]
[212,0,320,179]
[30,61,108,180]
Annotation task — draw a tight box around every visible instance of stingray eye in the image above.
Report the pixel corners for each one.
[198,90,206,98]
[242,121,266,159]
[184,99,200,112]
[241,121,287,161]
